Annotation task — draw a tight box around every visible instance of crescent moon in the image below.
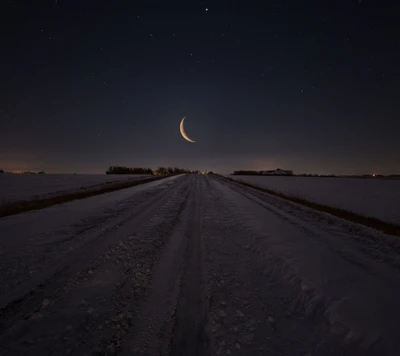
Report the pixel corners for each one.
[180,116,196,143]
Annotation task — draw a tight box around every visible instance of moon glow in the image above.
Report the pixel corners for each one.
[180,116,196,143]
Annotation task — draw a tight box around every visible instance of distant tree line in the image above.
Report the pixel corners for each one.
[232,168,293,176]
[155,167,202,175]
[0,170,45,174]
[106,166,200,175]
[154,167,184,175]
[232,170,260,175]
[106,166,153,175]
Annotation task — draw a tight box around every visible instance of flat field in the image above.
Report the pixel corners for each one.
[229,175,400,224]
[0,174,151,204]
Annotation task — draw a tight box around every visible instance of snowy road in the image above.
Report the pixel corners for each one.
[0,174,399,355]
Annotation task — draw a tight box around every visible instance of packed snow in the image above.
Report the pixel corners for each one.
[1,174,400,355]
[229,175,400,224]
[0,174,151,204]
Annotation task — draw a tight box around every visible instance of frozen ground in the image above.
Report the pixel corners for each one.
[0,174,151,204]
[1,174,400,355]
[229,175,400,224]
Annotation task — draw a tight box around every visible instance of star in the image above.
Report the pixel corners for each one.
[205,8,209,12]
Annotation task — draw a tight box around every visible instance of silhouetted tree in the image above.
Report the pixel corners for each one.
[232,170,259,175]
[0,169,4,174]
[155,167,167,175]
[107,166,199,176]
[106,166,154,175]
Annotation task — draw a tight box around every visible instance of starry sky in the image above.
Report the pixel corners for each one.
[1,0,399,175]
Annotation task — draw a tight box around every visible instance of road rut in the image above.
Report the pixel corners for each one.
[1,174,399,355]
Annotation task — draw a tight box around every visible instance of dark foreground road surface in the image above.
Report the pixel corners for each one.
[1,174,400,355]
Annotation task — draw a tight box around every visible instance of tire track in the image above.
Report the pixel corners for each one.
[208,175,397,355]
[169,175,209,356]
[0,176,188,351]
[202,176,357,356]
[122,175,209,356]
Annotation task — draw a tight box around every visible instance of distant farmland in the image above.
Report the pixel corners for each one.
[229,175,400,224]
[0,174,151,204]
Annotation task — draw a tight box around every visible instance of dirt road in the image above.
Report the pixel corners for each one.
[0,174,399,355]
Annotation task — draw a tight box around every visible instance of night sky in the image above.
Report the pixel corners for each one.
[1,1,399,175]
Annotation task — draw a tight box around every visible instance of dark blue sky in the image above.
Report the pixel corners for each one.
[1,0,399,174]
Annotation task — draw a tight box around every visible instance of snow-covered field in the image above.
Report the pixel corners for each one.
[229,175,400,224]
[0,174,151,204]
